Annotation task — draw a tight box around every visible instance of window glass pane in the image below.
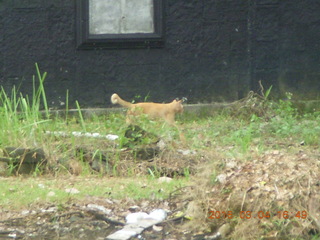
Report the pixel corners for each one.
[123,0,154,33]
[89,0,154,35]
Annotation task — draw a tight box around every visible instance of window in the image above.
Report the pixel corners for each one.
[76,0,164,49]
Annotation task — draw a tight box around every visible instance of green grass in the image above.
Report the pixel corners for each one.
[0,176,188,209]
[1,80,318,172]
[0,67,320,240]
[185,101,319,151]
[0,65,319,224]
[0,63,51,147]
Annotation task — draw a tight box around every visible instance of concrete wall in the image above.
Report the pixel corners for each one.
[0,0,319,108]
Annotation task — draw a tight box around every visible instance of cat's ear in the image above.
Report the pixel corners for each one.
[174,97,187,104]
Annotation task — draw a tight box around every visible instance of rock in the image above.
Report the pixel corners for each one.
[206,223,231,239]
[216,174,227,184]
[65,188,80,194]
[133,146,160,161]
[185,201,198,220]
[21,210,30,215]
[87,204,112,215]
[177,149,196,155]
[1,147,47,174]
[152,225,163,232]
[158,176,173,183]
[41,207,57,213]
[156,139,166,150]
[129,206,140,212]
[3,147,46,164]
[225,159,237,169]
[47,191,56,197]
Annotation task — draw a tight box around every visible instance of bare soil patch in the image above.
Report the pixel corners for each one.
[1,147,319,240]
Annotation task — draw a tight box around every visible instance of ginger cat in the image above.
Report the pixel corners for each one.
[111,93,184,125]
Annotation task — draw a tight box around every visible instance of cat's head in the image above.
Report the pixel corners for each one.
[172,98,185,113]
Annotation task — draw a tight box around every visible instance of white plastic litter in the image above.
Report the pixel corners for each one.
[148,209,167,221]
[106,134,119,140]
[45,131,119,140]
[125,209,167,224]
[125,212,149,224]
[107,208,167,240]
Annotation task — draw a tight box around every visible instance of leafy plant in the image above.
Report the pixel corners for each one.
[275,92,297,118]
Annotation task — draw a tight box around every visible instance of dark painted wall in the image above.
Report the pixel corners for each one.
[0,0,319,109]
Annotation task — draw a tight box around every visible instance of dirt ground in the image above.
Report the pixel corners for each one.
[1,146,320,240]
[0,145,206,240]
[0,197,195,240]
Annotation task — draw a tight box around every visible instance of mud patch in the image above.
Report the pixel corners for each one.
[0,197,195,240]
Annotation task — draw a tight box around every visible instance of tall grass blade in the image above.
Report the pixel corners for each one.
[264,85,273,100]
[75,100,86,132]
[65,89,69,123]
[35,63,49,118]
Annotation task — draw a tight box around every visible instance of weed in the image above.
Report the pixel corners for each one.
[275,92,297,118]
[75,100,86,132]
[183,167,190,179]
[32,163,43,177]
[1,69,320,239]
[132,92,151,103]
[147,168,156,178]
[147,167,161,178]
[65,89,69,123]
[7,162,16,176]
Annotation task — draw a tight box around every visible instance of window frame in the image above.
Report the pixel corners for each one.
[76,0,165,49]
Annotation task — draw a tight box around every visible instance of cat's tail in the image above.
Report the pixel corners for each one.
[111,93,132,108]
